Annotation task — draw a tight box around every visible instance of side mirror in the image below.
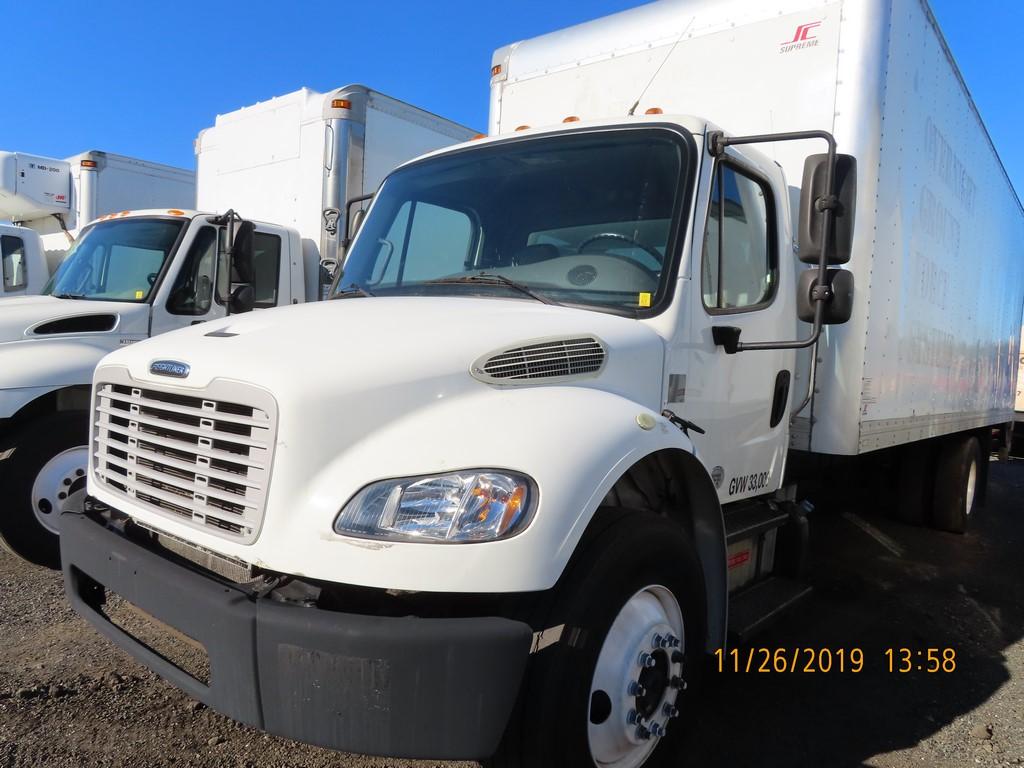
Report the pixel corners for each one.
[229,283,254,314]
[797,268,854,325]
[798,153,856,264]
[231,220,255,283]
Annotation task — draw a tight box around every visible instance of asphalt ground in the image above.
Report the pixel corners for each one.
[1,458,1021,767]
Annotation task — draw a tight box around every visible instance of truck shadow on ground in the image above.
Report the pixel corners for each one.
[683,459,1023,768]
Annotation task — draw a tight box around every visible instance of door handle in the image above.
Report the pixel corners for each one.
[770,370,791,428]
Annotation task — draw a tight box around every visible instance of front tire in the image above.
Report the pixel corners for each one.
[488,509,706,768]
[0,411,89,568]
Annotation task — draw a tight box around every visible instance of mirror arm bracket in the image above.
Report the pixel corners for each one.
[706,129,839,353]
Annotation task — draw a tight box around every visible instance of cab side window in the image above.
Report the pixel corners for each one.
[167,226,217,315]
[251,233,282,308]
[702,164,776,311]
[2,235,27,291]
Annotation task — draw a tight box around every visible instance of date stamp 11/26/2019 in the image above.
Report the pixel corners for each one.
[714,647,957,674]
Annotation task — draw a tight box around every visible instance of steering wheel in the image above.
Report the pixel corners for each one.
[577,232,664,265]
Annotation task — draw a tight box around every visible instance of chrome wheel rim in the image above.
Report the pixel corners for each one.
[588,584,685,768]
[965,457,977,516]
[31,446,89,535]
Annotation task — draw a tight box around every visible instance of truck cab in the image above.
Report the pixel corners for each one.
[0,222,48,298]
[0,209,306,566]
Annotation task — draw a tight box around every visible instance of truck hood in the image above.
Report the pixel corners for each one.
[99,296,665,406]
[0,295,150,347]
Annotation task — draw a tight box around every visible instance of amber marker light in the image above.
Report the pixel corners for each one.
[515,125,530,132]
[167,209,185,216]
[331,98,352,109]
[563,116,581,123]
[80,159,98,168]
[491,64,503,76]
[645,107,664,115]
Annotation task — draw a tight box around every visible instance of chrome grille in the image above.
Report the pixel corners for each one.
[476,337,606,382]
[92,375,277,543]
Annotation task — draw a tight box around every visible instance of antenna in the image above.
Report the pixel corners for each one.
[627,16,696,116]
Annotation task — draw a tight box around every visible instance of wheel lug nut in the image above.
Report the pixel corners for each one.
[638,652,656,668]
[650,722,665,737]
[671,675,687,690]
[672,650,684,664]
[75,469,85,477]
[628,681,646,697]
[627,708,639,724]
[62,478,72,486]
[652,633,664,648]
[663,703,679,718]
[636,725,651,741]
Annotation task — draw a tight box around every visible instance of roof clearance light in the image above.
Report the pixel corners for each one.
[167,209,185,216]
[471,133,487,141]
[515,125,530,132]
[645,107,664,115]
[331,98,352,109]
[491,64,503,76]
[563,116,580,123]
[119,211,131,216]
[80,159,98,168]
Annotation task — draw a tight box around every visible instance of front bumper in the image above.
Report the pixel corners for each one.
[60,512,533,760]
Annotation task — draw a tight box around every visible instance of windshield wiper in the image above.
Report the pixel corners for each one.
[329,283,375,300]
[52,292,87,300]
[425,272,557,305]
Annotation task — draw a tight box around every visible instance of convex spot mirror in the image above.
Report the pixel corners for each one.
[798,153,857,264]
[229,283,254,314]
[797,268,854,325]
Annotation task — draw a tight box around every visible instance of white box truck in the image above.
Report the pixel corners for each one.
[61,2,1024,766]
[0,150,195,298]
[0,85,474,567]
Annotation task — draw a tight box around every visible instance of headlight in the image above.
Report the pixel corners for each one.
[335,470,535,543]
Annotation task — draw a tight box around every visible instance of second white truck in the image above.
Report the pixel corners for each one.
[0,86,474,567]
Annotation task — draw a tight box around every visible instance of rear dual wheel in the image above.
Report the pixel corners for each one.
[487,509,706,768]
[0,412,89,568]
[893,434,981,534]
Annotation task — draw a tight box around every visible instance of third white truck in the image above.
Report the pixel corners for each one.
[0,150,195,298]
[0,86,473,566]
[61,2,1024,767]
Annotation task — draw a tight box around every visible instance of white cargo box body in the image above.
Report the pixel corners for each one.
[491,0,1024,456]
[0,150,194,231]
[195,85,477,270]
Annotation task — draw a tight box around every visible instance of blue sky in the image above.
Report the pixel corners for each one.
[3,1,1021,198]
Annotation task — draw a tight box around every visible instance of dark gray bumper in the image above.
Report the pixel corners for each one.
[60,512,532,760]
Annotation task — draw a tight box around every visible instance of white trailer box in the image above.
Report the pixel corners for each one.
[196,85,477,296]
[0,150,195,275]
[491,0,1024,456]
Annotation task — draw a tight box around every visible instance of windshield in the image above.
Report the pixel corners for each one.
[337,129,689,313]
[44,218,184,302]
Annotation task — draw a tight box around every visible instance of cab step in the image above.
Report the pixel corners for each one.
[727,576,813,642]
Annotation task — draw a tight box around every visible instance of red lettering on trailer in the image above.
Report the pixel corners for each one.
[783,22,821,44]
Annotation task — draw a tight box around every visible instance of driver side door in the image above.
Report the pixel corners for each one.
[149,224,226,336]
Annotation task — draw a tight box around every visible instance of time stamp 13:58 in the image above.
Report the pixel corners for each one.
[714,648,958,674]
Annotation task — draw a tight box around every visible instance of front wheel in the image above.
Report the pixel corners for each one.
[0,411,89,568]
[488,509,707,768]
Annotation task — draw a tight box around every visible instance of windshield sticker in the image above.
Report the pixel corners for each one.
[638,292,652,308]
